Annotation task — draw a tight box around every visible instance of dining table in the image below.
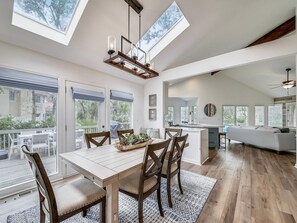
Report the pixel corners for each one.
[59,139,164,223]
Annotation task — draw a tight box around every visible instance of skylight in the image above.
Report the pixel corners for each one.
[138,2,189,60]
[12,0,89,45]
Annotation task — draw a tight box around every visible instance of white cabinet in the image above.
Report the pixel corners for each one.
[182,129,209,165]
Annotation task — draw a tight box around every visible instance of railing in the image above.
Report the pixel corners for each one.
[0,127,55,150]
[0,124,131,150]
[78,125,99,134]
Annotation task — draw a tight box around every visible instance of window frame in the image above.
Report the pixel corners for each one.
[267,104,283,128]
[0,69,60,198]
[255,105,265,126]
[286,102,296,128]
[222,105,249,126]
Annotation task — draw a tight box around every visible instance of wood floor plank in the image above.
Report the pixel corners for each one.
[0,142,296,223]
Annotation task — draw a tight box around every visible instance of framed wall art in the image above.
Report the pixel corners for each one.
[149,94,157,107]
[149,108,157,120]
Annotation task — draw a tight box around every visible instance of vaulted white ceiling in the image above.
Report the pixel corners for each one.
[0,0,295,87]
[221,56,296,98]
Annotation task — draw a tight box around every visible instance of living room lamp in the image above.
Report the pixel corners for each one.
[104,0,159,79]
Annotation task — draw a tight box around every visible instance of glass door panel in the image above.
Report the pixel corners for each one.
[65,82,105,152]
[0,86,58,196]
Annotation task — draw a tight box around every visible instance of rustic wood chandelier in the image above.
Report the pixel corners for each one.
[104,0,159,79]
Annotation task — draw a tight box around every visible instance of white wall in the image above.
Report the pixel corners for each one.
[144,35,297,129]
[0,40,144,144]
[168,74,273,126]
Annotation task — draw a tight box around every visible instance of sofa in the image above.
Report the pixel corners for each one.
[226,126,296,152]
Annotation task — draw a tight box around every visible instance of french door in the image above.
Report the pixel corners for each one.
[65,81,106,153]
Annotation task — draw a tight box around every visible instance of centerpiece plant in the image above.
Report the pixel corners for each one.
[119,133,151,146]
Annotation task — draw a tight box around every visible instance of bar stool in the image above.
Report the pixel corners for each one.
[218,132,226,149]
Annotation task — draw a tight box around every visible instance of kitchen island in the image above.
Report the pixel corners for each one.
[174,124,222,148]
[181,128,209,165]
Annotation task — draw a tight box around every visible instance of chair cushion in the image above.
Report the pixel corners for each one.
[162,159,178,175]
[119,171,157,195]
[44,178,106,216]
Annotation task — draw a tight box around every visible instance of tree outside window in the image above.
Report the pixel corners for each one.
[223,105,249,126]
[75,99,99,127]
[14,0,79,33]
[110,100,132,129]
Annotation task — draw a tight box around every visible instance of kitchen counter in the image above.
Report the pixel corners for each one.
[173,124,220,148]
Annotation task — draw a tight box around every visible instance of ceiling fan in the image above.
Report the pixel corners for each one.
[269,68,296,89]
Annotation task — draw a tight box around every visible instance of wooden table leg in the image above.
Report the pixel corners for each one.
[106,181,119,223]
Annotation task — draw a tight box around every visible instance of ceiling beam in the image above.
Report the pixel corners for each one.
[211,16,295,75]
[247,16,295,47]
[124,0,143,14]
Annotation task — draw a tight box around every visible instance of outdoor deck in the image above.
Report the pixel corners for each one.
[0,153,56,190]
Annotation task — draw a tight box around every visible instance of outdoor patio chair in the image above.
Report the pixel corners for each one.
[30,133,50,156]
[75,129,84,149]
[8,134,19,160]
[21,131,37,135]
[22,145,106,223]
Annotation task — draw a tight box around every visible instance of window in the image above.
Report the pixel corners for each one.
[0,67,58,193]
[71,87,105,149]
[137,2,189,61]
[34,95,43,103]
[286,102,296,127]
[268,104,283,127]
[236,106,249,126]
[9,90,16,101]
[180,106,189,123]
[223,105,249,126]
[255,106,265,126]
[193,106,198,124]
[223,106,235,126]
[110,90,133,138]
[167,106,174,122]
[12,0,89,45]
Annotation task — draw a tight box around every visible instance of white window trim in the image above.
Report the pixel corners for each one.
[222,105,249,126]
[149,17,189,60]
[12,0,89,45]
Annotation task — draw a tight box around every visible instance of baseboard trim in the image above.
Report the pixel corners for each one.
[182,157,201,166]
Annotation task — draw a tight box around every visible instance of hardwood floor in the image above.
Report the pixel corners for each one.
[0,142,296,223]
[182,142,297,223]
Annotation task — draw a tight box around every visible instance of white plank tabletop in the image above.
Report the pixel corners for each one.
[59,139,166,223]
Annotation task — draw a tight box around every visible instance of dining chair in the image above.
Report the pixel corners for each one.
[22,145,106,223]
[117,129,134,140]
[161,134,188,208]
[119,139,171,223]
[31,133,50,156]
[8,134,19,160]
[85,131,111,148]
[164,128,182,139]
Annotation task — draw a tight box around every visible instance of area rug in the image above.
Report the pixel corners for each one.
[7,170,216,223]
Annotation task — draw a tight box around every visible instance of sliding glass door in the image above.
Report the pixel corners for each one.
[0,67,59,197]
